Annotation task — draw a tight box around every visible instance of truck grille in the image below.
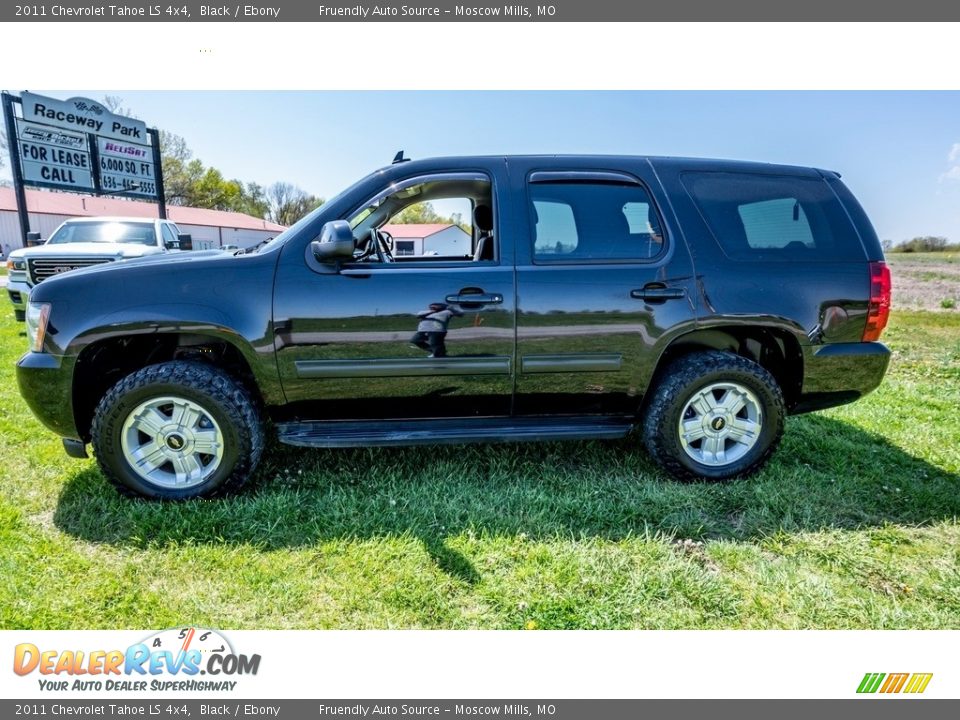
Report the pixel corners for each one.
[28,258,114,285]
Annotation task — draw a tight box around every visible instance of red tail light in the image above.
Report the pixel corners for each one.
[863,261,891,341]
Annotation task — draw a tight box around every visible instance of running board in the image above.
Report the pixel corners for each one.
[275,416,633,449]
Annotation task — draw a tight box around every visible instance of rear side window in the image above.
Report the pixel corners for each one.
[529,182,665,262]
[681,171,863,261]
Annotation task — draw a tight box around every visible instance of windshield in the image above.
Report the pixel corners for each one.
[48,221,157,246]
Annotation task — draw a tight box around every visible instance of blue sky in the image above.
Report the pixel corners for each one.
[14,91,960,243]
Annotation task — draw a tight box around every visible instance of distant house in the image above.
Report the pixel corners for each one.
[0,187,286,252]
[382,223,471,257]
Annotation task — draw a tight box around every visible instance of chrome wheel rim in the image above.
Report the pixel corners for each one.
[678,382,763,467]
[120,396,225,489]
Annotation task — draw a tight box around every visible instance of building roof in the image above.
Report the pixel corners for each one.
[0,187,286,233]
[382,223,460,239]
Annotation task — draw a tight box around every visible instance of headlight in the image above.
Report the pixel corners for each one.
[6,258,25,271]
[25,302,51,353]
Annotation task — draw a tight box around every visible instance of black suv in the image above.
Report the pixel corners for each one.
[17,155,892,499]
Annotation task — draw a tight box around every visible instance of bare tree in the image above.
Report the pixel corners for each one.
[267,182,323,226]
[101,95,137,118]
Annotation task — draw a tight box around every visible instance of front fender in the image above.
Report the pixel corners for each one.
[65,311,284,407]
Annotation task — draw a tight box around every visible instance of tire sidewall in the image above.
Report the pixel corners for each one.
[660,363,783,480]
[96,380,244,500]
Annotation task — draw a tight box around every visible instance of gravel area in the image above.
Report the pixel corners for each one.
[886,252,960,311]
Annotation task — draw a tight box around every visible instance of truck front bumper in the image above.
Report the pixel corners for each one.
[6,277,30,320]
[17,351,81,440]
[792,341,891,414]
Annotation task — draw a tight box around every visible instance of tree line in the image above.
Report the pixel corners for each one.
[883,237,960,253]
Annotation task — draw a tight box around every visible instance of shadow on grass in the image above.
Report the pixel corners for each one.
[53,414,959,581]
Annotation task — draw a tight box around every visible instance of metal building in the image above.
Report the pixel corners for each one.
[0,187,286,255]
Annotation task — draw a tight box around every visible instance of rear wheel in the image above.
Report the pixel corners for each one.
[642,351,785,481]
[91,361,264,499]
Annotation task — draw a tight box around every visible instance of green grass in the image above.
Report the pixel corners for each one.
[1,310,959,629]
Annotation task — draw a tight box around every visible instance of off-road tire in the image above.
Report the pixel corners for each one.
[91,361,264,500]
[642,350,785,481]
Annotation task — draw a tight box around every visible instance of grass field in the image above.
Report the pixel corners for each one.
[1,271,958,629]
[886,251,959,311]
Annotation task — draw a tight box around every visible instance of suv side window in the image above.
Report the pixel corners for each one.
[529,181,664,262]
[681,171,863,261]
[346,174,495,264]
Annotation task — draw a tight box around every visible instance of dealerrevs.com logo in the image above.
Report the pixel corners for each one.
[13,628,261,693]
[857,673,933,694]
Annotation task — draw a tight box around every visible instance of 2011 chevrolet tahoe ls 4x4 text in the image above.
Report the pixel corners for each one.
[16,155,892,499]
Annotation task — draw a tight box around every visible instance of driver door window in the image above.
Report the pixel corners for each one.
[346,176,496,264]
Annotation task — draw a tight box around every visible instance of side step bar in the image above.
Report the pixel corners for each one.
[275,416,633,449]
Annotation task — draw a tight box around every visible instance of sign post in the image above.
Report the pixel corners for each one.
[1,91,167,245]
[2,92,33,245]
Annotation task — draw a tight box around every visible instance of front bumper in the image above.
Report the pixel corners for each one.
[16,351,80,439]
[6,277,30,318]
[792,341,891,414]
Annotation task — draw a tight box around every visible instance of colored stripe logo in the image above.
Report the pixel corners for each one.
[857,672,933,694]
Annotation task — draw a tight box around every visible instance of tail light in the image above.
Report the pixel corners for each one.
[863,261,891,341]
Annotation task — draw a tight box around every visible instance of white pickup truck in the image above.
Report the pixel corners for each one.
[6,216,191,321]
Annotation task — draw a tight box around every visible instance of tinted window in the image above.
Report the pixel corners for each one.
[530,182,664,262]
[681,171,863,261]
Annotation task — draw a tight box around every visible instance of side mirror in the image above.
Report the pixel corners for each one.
[26,231,43,246]
[177,233,193,251]
[311,220,355,261]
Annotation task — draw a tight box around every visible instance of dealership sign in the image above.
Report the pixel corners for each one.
[16,120,94,190]
[97,137,158,198]
[21,92,147,142]
[8,92,161,201]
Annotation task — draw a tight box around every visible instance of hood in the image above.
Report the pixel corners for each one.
[20,242,162,259]
[28,247,267,304]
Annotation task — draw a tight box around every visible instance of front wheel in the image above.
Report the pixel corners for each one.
[641,350,785,481]
[91,361,264,500]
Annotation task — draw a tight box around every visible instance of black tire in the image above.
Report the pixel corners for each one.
[14,309,25,322]
[91,361,264,500]
[641,350,785,481]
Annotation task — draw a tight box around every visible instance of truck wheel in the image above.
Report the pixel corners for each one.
[91,361,264,500]
[641,350,785,481]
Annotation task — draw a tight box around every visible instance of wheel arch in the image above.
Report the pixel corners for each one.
[72,328,272,442]
[645,324,805,413]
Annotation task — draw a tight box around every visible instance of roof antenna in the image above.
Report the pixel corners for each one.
[392,150,410,164]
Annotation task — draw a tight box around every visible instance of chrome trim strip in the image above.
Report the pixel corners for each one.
[521,353,623,374]
[295,356,512,379]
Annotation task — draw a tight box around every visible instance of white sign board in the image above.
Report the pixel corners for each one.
[16,119,94,190]
[97,137,159,199]
[21,92,148,143]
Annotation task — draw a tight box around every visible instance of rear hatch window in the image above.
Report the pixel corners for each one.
[681,171,864,262]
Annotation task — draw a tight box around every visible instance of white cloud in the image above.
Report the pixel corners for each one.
[940,144,960,182]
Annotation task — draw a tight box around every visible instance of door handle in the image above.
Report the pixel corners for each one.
[445,293,503,305]
[630,285,686,302]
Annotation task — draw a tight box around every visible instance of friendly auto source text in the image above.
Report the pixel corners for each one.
[318,5,554,17]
